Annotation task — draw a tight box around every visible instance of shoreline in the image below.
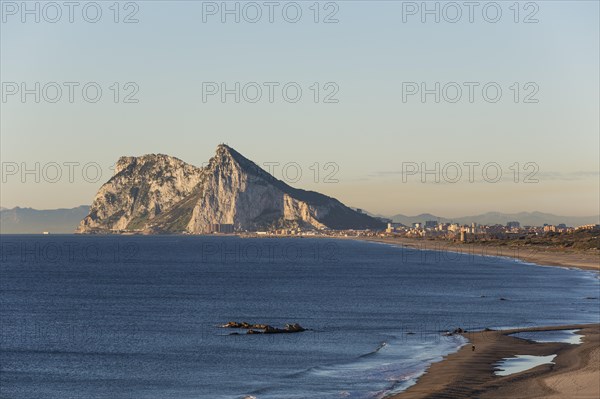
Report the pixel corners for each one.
[352,236,599,272]
[387,323,600,399]
[348,236,599,398]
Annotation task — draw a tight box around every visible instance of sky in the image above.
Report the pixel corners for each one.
[1,0,598,217]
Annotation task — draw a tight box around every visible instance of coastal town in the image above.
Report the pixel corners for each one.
[239,220,600,242]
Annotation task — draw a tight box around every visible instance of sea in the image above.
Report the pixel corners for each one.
[1,235,598,399]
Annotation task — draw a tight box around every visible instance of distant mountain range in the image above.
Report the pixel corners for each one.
[0,206,90,234]
[388,212,599,228]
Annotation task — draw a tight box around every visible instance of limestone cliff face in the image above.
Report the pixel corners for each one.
[182,145,329,233]
[76,154,203,233]
[77,145,384,234]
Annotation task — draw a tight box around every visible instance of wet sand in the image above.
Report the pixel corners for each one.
[388,324,600,399]
[357,237,599,271]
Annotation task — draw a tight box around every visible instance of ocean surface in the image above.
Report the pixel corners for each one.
[1,235,598,399]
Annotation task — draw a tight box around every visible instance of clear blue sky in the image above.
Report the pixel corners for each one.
[1,1,598,217]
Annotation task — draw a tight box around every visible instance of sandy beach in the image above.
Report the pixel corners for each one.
[388,324,600,399]
[357,237,599,272]
[352,236,599,398]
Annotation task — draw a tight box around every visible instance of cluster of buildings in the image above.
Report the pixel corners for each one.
[383,221,599,242]
[206,218,599,240]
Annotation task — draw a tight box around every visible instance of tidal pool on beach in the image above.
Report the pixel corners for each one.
[494,354,557,376]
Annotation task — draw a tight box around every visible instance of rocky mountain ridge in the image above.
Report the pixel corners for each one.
[77,145,384,234]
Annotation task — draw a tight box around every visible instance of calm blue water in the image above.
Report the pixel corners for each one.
[1,236,598,399]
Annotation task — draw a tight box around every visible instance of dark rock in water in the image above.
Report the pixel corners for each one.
[499,297,508,301]
[222,321,307,334]
[441,328,465,336]
[221,321,269,329]
[222,321,243,328]
[406,332,416,335]
[262,323,306,334]
[285,323,305,333]
[484,328,494,332]
[263,325,279,334]
[585,297,597,300]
